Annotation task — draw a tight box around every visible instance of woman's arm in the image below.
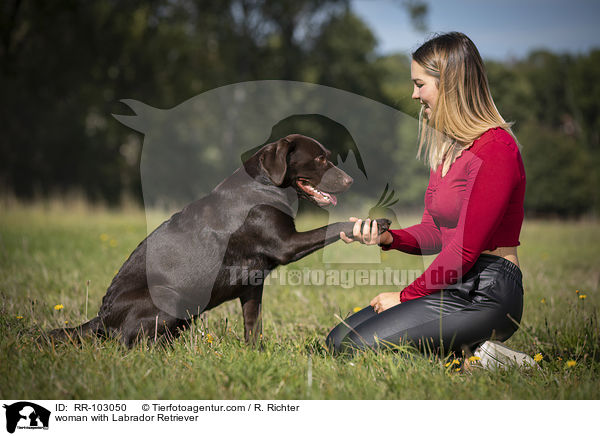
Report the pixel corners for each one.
[341,172,443,252]
[340,202,442,252]
[380,173,443,255]
[379,207,442,255]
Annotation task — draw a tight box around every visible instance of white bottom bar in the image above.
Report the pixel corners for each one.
[1,400,596,435]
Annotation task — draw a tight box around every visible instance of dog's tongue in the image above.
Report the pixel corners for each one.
[323,192,337,206]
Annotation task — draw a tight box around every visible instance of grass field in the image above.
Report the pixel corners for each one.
[1,200,599,400]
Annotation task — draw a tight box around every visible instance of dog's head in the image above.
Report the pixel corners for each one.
[256,134,353,207]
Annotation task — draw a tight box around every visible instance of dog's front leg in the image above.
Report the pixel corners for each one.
[239,286,263,345]
[245,206,390,266]
[281,218,391,264]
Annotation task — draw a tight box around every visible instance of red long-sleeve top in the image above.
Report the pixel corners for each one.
[381,127,526,302]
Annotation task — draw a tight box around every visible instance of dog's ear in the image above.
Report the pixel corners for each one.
[259,138,291,186]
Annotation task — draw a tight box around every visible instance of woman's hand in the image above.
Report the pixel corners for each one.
[370,292,401,313]
[340,217,392,245]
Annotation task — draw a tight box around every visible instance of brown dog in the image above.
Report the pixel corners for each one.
[49,134,390,346]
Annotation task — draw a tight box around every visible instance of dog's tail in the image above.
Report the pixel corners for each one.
[46,316,105,344]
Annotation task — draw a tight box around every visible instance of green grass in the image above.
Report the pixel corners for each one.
[1,201,599,399]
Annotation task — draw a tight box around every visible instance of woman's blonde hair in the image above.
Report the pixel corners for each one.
[412,32,517,174]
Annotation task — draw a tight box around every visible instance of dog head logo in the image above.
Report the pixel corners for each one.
[3,402,50,433]
[112,81,419,318]
[112,81,416,216]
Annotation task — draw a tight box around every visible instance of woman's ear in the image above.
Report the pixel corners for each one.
[259,137,291,186]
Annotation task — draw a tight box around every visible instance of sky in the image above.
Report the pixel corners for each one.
[351,0,600,60]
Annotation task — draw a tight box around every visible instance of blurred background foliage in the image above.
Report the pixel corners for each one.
[1,0,598,217]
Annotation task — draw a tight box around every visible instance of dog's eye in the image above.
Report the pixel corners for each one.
[315,155,327,164]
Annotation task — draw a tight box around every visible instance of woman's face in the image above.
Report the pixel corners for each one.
[411,60,438,119]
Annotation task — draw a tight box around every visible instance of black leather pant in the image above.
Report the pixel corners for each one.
[326,254,524,355]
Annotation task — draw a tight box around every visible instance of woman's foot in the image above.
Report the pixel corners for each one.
[472,340,537,369]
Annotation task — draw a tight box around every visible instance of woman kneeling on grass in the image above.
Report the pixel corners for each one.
[328,32,534,367]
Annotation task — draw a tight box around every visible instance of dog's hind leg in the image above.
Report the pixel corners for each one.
[47,316,105,344]
[240,286,264,344]
[120,309,186,348]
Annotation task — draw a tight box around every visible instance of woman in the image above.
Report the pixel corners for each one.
[327,32,532,365]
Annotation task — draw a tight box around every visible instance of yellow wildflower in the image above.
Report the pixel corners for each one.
[353,306,362,313]
[579,294,587,299]
[16,315,23,319]
[534,353,543,362]
[64,320,69,325]
[468,356,481,362]
[540,298,546,304]
[109,239,118,247]
[455,368,461,372]
[54,304,64,311]
[566,360,576,368]
[445,358,460,367]
[100,233,109,241]
[206,333,213,344]
[575,289,580,294]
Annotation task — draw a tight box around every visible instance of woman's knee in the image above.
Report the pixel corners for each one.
[325,306,379,353]
[327,329,381,355]
[326,327,364,354]
[325,324,349,353]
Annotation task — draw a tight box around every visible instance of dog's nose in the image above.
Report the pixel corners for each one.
[343,175,353,186]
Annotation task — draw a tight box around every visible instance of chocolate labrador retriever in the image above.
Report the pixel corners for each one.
[48,134,390,347]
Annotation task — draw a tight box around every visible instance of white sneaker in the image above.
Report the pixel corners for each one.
[473,340,538,369]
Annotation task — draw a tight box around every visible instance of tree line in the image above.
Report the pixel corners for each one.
[1,0,598,217]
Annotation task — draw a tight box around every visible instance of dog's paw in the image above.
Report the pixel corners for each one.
[374,218,391,234]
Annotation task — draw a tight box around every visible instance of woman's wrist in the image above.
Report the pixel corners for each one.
[378,230,393,246]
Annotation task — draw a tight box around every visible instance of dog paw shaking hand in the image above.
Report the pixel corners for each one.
[340,217,392,245]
